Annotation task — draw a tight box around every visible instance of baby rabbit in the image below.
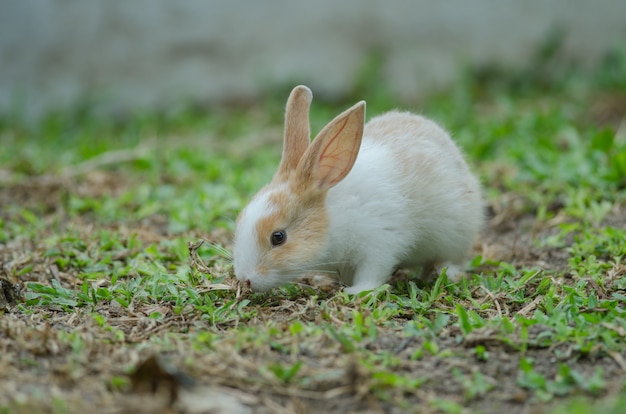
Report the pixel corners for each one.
[233,85,482,294]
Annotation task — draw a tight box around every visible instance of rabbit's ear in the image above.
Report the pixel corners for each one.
[296,101,365,190]
[276,85,313,179]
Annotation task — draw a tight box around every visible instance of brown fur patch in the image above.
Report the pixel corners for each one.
[267,190,290,207]
[253,182,329,277]
[266,202,328,272]
[253,189,294,252]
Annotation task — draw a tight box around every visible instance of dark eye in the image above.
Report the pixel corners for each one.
[270,230,286,246]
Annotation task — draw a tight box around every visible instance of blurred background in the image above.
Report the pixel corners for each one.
[1,0,625,120]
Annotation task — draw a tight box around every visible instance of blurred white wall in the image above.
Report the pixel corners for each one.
[1,0,625,118]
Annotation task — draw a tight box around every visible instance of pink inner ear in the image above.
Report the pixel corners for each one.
[317,116,361,187]
[294,100,364,190]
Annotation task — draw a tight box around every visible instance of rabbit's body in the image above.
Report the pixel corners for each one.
[318,112,482,292]
[233,86,482,294]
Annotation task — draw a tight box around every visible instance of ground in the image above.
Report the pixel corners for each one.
[1,57,626,413]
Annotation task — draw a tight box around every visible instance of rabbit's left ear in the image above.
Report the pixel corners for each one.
[296,101,365,190]
[276,85,313,180]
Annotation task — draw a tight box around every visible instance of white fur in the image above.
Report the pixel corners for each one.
[323,116,482,293]
[233,190,272,282]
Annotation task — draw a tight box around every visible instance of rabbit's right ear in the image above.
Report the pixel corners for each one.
[276,85,313,179]
[295,101,365,191]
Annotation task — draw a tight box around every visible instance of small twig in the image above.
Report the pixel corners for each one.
[585,276,607,299]
[479,286,504,318]
[129,321,174,343]
[607,350,626,372]
[196,280,233,293]
[516,295,543,318]
[49,264,61,282]
[463,328,520,352]
[188,240,212,274]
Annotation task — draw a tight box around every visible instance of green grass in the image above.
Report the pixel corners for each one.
[1,50,626,413]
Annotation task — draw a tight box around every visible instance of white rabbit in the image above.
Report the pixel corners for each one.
[233,85,482,294]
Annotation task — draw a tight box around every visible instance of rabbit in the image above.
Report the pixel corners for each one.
[233,85,483,294]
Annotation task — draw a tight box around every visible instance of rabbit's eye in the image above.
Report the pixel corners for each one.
[270,230,286,246]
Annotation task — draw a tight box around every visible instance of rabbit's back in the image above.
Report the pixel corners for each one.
[326,111,483,271]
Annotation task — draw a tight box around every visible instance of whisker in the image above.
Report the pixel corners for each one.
[299,269,340,275]
[286,262,348,272]
[279,270,339,279]
[305,261,347,268]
